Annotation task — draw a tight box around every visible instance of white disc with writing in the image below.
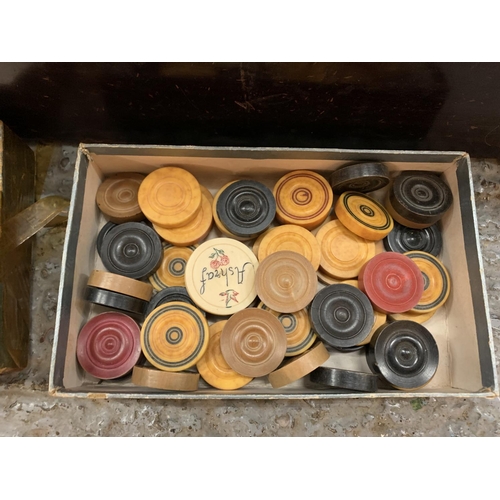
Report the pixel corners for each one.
[184,238,259,315]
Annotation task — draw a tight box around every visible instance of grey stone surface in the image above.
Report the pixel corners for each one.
[1,148,499,437]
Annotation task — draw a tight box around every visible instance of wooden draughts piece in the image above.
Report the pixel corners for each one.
[385,195,435,229]
[258,302,317,357]
[220,308,287,377]
[196,321,253,390]
[309,366,378,392]
[335,191,394,241]
[145,286,201,319]
[149,244,196,290]
[403,251,451,313]
[141,301,209,372]
[384,221,442,256]
[100,222,163,279]
[255,251,317,313]
[212,181,253,242]
[88,270,153,301]
[387,171,453,229]
[359,252,424,314]
[257,224,321,271]
[217,179,276,238]
[184,237,259,315]
[310,284,374,349]
[153,185,213,246]
[337,279,387,346]
[138,166,202,228]
[274,170,333,230]
[388,309,436,324]
[268,342,330,388]
[85,286,147,316]
[77,312,141,380]
[316,268,342,286]
[96,173,145,223]
[368,320,439,390]
[316,220,376,279]
[330,162,390,195]
[132,365,200,391]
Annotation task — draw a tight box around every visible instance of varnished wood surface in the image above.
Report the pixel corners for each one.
[256,251,317,313]
[335,192,394,241]
[141,301,209,372]
[197,321,253,390]
[268,342,330,388]
[138,166,202,228]
[132,365,200,391]
[153,185,213,246]
[220,308,287,377]
[95,173,144,223]
[257,224,321,270]
[88,270,153,301]
[274,170,333,230]
[316,220,375,279]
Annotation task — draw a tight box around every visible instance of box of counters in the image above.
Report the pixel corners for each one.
[48,146,498,399]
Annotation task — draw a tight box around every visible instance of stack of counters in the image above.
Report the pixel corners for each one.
[255,251,317,314]
[145,286,201,318]
[330,162,390,195]
[257,302,316,357]
[153,186,213,246]
[88,270,153,302]
[384,221,442,256]
[96,173,145,223]
[76,312,141,380]
[149,244,196,291]
[273,170,333,230]
[197,321,253,390]
[138,166,202,228]
[268,342,330,389]
[220,308,287,377]
[100,222,162,279]
[335,191,394,241]
[310,284,374,349]
[256,224,321,271]
[367,320,439,390]
[132,366,200,392]
[141,302,209,372]
[386,171,453,229]
[403,251,451,314]
[85,286,148,316]
[212,182,253,241]
[309,366,379,392]
[359,252,424,314]
[340,280,386,346]
[184,238,259,316]
[216,180,276,239]
[315,219,376,279]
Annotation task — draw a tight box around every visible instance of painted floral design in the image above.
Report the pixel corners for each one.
[209,248,230,269]
[220,289,239,308]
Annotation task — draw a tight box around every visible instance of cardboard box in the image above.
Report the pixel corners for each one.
[49,145,498,399]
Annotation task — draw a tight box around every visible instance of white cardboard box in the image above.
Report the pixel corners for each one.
[49,145,498,399]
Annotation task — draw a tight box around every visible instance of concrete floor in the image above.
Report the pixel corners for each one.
[1,147,499,437]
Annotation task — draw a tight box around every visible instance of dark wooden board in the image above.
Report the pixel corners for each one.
[0,121,35,373]
[0,63,499,157]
